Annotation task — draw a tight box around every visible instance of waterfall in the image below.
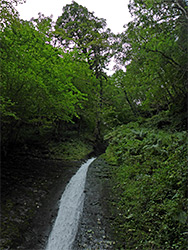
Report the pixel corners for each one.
[45,158,96,250]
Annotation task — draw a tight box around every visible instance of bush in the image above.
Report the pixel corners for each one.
[104,123,187,249]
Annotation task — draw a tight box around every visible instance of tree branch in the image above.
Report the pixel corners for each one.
[174,0,188,20]
[145,47,181,68]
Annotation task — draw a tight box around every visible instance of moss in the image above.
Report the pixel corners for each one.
[49,138,94,161]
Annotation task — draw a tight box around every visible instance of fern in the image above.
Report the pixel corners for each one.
[104,123,187,249]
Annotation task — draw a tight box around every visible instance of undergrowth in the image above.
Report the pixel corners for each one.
[49,136,94,161]
[104,122,187,249]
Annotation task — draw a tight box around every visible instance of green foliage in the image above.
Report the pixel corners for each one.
[55,1,113,75]
[49,137,93,161]
[55,2,116,140]
[0,0,23,30]
[1,1,188,248]
[0,13,96,152]
[113,0,188,124]
[139,109,187,131]
[104,124,187,249]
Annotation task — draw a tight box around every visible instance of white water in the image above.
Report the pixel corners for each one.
[45,158,96,250]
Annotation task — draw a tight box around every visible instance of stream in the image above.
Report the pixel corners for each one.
[45,158,96,250]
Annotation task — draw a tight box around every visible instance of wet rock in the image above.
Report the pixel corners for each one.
[1,157,81,250]
[73,157,115,250]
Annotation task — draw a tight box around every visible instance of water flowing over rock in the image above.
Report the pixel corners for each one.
[45,158,96,250]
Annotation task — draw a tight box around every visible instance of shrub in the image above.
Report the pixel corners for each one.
[104,124,187,249]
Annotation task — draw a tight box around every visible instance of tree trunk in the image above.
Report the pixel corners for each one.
[123,89,138,117]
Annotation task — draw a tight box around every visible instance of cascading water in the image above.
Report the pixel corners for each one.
[45,158,96,250]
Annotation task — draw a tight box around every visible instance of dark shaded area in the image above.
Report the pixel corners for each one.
[1,154,82,250]
[0,138,107,250]
[93,140,108,156]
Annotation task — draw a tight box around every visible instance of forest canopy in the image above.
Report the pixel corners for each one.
[1,0,187,154]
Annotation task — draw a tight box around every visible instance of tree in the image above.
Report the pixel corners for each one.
[0,15,92,154]
[55,1,113,74]
[55,1,115,140]
[0,0,25,30]
[114,0,188,122]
